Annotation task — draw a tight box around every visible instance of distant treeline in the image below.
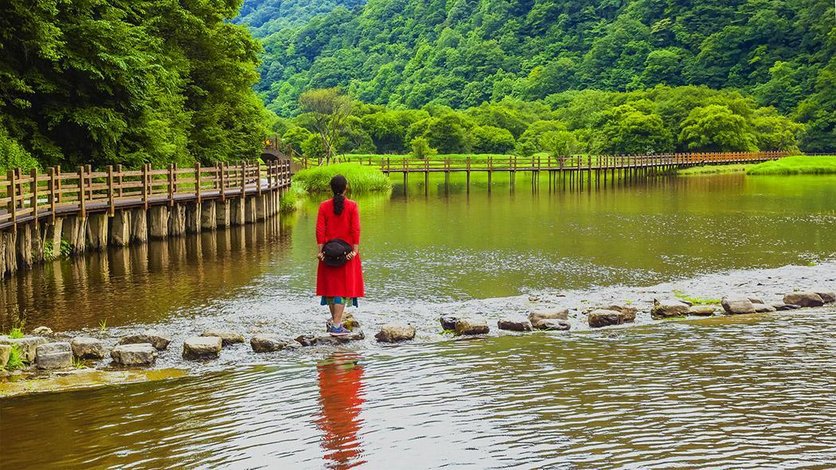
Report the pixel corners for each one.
[240,0,834,152]
[1,0,269,172]
[272,86,804,160]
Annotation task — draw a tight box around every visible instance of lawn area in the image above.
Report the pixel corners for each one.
[746,156,836,175]
[677,163,754,175]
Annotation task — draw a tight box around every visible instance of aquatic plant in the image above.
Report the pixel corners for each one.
[4,345,24,371]
[98,319,107,335]
[747,156,836,175]
[72,357,87,369]
[673,290,720,305]
[293,163,392,194]
[279,181,308,213]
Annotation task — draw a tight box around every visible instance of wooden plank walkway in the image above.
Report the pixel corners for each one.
[0,160,292,230]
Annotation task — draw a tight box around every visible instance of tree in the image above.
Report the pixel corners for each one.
[410,136,437,159]
[679,105,756,152]
[539,130,579,158]
[596,105,674,154]
[298,88,353,163]
[472,126,516,154]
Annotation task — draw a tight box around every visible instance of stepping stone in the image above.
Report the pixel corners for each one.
[296,330,365,347]
[752,303,777,313]
[0,336,48,363]
[588,309,626,328]
[533,319,570,331]
[71,337,106,359]
[375,325,416,343]
[201,329,245,347]
[688,305,716,316]
[183,337,222,360]
[454,318,489,336]
[815,291,835,304]
[772,302,800,311]
[497,319,533,332]
[721,297,756,315]
[528,308,568,323]
[35,342,73,370]
[111,343,157,366]
[604,305,638,322]
[652,300,690,319]
[343,313,361,331]
[783,292,824,308]
[250,335,289,353]
[119,331,171,351]
[439,316,459,331]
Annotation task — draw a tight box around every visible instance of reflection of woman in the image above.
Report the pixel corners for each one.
[316,175,365,336]
[316,353,366,468]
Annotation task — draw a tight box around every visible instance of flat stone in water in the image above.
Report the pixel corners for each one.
[688,305,717,316]
[119,331,171,351]
[250,335,289,353]
[71,337,106,359]
[528,308,568,323]
[772,302,801,311]
[375,325,416,343]
[652,300,690,319]
[783,292,824,308]
[815,291,835,304]
[497,319,533,332]
[534,319,571,331]
[35,342,73,370]
[296,330,365,347]
[454,318,489,336]
[604,304,638,322]
[721,297,756,315]
[588,309,626,328]
[752,303,777,313]
[183,337,222,360]
[111,344,157,367]
[201,330,245,347]
[439,316,459,331]
[0,336,48,363]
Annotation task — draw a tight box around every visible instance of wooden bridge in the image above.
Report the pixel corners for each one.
[1,160,292,277]
[339,150,792,192]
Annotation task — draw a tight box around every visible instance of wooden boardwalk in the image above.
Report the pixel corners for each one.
[1,161,292,231]
[338,150,791,193]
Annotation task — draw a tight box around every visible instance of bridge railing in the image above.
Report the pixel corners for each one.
[0,160,291,229]
[334,150,791,172]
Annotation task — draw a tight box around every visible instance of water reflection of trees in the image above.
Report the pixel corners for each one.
[0,218,290,331]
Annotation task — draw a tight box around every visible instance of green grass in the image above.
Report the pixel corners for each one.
[279,181,308,213]
[678,163,753,175]
[746,156,836,175]
[8,327,24,339]
[98,318,107,335]
[673,290,721,305]
[293,163,392,194]
[4,345,24,371]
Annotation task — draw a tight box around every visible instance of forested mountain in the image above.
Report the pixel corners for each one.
[242,0,834,151]
[0,0,268,170]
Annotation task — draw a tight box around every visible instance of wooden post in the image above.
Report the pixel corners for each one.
[219,162,226,202]
[116,164,124,198]
[168,163,175,206]
[107,165,115,216]
[141,163,149,210]
[6,169,17,226]
[172,162,179,197]
[256,163,262,195]
[241,161,247,196]
[78,166,87,218]
[30,168,39,223]
[48,167,56,223]
[195,162,202,203]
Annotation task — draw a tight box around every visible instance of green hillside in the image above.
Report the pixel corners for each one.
[241,0,834,152]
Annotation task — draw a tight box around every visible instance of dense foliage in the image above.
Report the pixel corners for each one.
[241,0,834,152]
[271,86,805,157]
[0,0,270,171]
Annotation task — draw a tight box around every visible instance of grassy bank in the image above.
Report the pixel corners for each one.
[281,163,392,212]
[677,164,754,175]
[746,156,836,175]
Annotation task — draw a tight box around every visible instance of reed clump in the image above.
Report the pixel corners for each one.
[293,163,392,194]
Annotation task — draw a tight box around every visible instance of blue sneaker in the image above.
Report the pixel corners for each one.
[328,324,350,337]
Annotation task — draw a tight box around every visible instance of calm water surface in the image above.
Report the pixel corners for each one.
[1,174,835,468]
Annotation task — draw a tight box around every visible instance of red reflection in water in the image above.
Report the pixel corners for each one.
[316,352,366,469]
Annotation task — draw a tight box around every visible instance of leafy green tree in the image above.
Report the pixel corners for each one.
[298,88,353,163]
[410,136,437,159]
[596,105,674,154]
[472,126,516,154]
[282,126,313,157]
[539,130,579,158]
[679,105,757,152]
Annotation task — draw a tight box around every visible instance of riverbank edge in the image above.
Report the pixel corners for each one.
[678,155,836,176]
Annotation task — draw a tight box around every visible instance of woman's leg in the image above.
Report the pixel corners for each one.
[331,302,346,326]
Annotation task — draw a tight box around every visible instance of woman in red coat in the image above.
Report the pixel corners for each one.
[316,175,365,336]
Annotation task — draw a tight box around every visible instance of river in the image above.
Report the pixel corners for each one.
[1,173,835,468]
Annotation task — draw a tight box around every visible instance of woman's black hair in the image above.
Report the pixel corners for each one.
[330,174,348,215]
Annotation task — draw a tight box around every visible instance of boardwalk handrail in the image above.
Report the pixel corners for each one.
[334,150,793,172]
[0,160,292,230]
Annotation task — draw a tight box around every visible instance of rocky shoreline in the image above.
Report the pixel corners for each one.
[2,283,834,398]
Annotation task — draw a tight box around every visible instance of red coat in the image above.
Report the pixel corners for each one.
[316,198,365,298]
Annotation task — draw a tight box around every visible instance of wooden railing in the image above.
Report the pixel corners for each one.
[1,160,292,229]
[333,151,791,173]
